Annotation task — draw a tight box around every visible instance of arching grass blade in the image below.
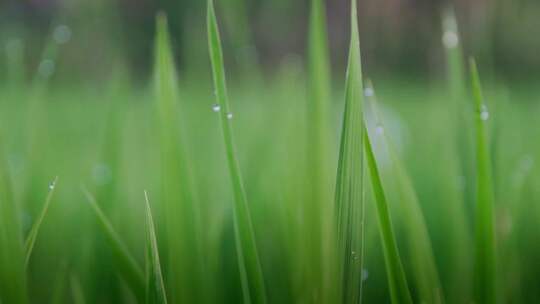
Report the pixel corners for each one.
[364,128,413,304]
[24,176,58,268]
[144,191,168,304]
[82,187,145,302]
[365,82,443,303]
[207,1,267,303]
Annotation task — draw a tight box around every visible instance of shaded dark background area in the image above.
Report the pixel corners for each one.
[0,0,539,82]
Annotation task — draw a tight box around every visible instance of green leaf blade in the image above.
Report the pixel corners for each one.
[207,1,267,304]
[365,82,443,303]
[24,176,58,268]
[364,129,413,304]
[83,188,145,302]
[153,13,206,303]
[144,191,168,304]
[334,1,365,303]
[469,59,497,304]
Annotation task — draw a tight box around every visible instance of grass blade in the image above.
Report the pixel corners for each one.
[364,128,413,304]
[441,10,474,302]
[24,176,58,268]
[144,191,168,304]
[82,187,145,302]
[0,140,28,304]
[154,13,206,303]
[469,59,496,304]
[334,1,365,302]
[365,82,443,303]
[303,0,335,301]
[207,1,267,303]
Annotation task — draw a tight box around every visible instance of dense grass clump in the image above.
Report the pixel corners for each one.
[1,1,540,304]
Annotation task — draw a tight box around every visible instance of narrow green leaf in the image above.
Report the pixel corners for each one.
[304,0,335,301]
[469,58,496,304]
[0,138,28,304]
[334,1,364,302]
[364,128,413,304]
[153,13,206,303]
[24,176,58,268]
[441,10,474,302]
[207,1,267,303]
[82,187,145,302]
[144,191,168,304]
[365,82,443,303]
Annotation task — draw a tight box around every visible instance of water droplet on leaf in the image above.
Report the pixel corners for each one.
[38,59,55,78]
[53,25,72,44]
[442,31,459,49]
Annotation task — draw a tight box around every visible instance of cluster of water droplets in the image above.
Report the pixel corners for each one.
[480,104,490,121]
[37,25,72,79]
[48,180,57,191]
[211,103,233,120]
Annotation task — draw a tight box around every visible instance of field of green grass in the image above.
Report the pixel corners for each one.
[1,1,540,303]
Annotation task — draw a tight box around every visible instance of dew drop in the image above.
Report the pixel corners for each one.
[48,180,56,190]
[92,163,112,185]
[375,124,385,135]
[53,25,72,44]
[212,103,221,112]
[38,59,55,78]
[364,87,374,97]
[361,269,369,281]
[226,112,233,120]
[480,104,489,121]
[442,31,459,49]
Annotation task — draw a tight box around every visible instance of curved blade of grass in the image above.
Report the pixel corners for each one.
[0,139,28,304]
[144,191,168,304]
[365,82,443,303]
[469,59,496,304]
[24,176,58,268]
[334,1,365,302]
[82,187,145,302]
[207,1,267,303]
[304,0,335,301]
[154,13,206,303]
[364,128,413,304]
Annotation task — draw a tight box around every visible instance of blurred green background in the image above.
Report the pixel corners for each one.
[1,0,539,303]
[2,0,540,82]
